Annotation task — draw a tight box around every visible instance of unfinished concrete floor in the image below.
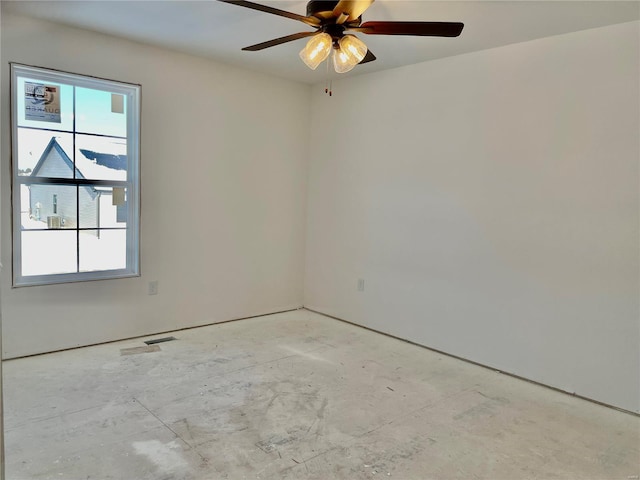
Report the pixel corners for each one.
[4,309,639,479]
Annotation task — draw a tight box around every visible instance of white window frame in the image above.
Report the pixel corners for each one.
[10,64,141,287]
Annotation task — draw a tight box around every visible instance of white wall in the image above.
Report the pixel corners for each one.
[304,22,640,413]
[2,11,638,415]
[0,12,310,358]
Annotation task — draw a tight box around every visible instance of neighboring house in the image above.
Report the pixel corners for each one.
[29,137,127,231]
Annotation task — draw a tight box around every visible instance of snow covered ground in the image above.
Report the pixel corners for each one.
[21,212,126,276]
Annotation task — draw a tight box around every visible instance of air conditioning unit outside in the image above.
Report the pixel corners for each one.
[47,215,62,229]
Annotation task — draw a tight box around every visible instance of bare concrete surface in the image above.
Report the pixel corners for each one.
[3,310,639,479]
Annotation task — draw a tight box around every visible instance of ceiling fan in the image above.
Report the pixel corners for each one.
[219,0,464,73]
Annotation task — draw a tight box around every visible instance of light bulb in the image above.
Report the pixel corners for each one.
[299,33,332,70]
[338,35,367,64]
[333,47,357,73]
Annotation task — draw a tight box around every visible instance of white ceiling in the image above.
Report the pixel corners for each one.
[3,1,639,84]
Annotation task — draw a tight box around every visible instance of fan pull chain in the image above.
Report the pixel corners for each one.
[324,59,332,97]
[323,81,333,96]
[325,80,333,96]
[324,60,330,96]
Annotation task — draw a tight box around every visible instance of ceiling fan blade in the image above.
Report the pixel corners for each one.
[333,0,375,22]
[359,49,376,64]
[242,31,319,51]
[218,0,320,27]
[356,21,464,37]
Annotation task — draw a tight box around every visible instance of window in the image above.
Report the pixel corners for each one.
[10,64,140,286]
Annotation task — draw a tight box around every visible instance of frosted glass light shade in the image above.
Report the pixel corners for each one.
[299,33,332,70]
[333,48,358,73]
[333,35,368,73]
[339,35,367,64]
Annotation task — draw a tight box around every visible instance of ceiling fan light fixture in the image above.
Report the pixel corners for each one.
[332,34,368,73]
[332,47,358,73]
[299,32,332,70]
[338,34,368,63]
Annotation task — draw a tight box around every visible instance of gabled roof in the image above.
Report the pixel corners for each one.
[30,137,127,182]
[30,137,86,179]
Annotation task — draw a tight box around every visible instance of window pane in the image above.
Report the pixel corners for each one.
[79,186,127,229]
[22,184,77,230]
[76,87,127,137]
[21,230,77,276]
[17,129,74,178]
[16,77,73,131]
[75,134,127,181]
[79,230,127,272]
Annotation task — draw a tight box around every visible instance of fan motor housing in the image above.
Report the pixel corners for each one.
[306,0,339,19]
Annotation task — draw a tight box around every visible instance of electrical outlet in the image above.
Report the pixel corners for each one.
[357,278,365,292]
[148,280,158,295]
